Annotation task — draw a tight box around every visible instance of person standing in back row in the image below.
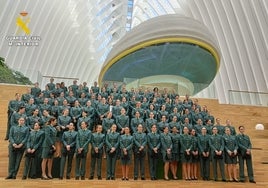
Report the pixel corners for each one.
[236,125,256,183]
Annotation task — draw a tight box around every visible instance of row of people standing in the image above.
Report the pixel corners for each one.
[6,80,212,137]
[6,96,216,144]
[7,115,255,183]
[8,90,212,127]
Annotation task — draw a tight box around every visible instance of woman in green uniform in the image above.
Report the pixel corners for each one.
[119,126,133,180]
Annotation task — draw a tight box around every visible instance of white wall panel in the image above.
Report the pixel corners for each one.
[0,0,267,105]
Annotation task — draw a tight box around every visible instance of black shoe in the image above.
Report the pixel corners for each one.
[81,176,85,180]
[98,176,102,180]
[47,176,53,179]
[106,177,110,180]
[22,176,26,180]
[89,176,93,180]
[222,179,226,182]
[31,176,36,179]
[249,180,256,183]
[141,177,145,180]
[59,177,63,180]
[154,177,158,180]
[233,178,239,182]
[66,176,70,179]
[239,179,245,183]
[151,177,154,180]
[41,176,49,180]
[134,177,138,180]
[75,176,79,180]
[111,177,115,180]
[121,177,125,181]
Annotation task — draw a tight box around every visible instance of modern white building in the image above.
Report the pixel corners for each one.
[0,0,267,105]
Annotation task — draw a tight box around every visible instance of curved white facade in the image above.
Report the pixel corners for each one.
[0,0,267,104]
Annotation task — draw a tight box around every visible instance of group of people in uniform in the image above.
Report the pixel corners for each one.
[5,78,256,183]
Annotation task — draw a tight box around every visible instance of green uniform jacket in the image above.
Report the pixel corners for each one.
[10,112,27,127]
[105,132,120,152]
[160,133,173,153]
[9,125,29,148]
[62,130,77,151]
[116,115,129,131]
[131,117,144,133]
[147,132,161,151]
[26,129,44,151]
[42,125,57,147]
[209,134,224,157]
[236,133,252,156]
[133,132,147,153]
[91,132,105,152]
[102,118,115,133]
[198,134,210,153]
[145,118,157,133]
[76,129,92,152]
[120,134,133,156]
[180,134,192,154]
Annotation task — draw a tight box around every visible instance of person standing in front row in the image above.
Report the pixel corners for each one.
[236,125,256,183]
[209,126,226,182]
[59,122,77,180]
[170,126,180,180]
[190,129,199,180]
[198,127,210,181]
[147,124,161,180]
[180,126,192,181]
[41,117,57,180]
[120,126,133,181]
[22,122,44,180]
[89,125,105,180]
[133,124,147,180]
[75,121,92,180]
[106,124,120,180]
[223,127,239,182]
[160,126,173,180]
[6,117,29,179]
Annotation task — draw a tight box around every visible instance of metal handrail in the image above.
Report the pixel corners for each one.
[228,90,268,95]
[228,90,268,106]
[42,75,79,80]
